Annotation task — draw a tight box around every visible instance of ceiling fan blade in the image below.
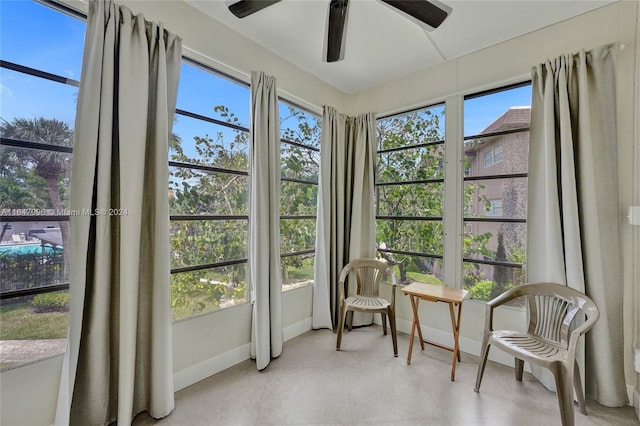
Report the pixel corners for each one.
[228,0,281,19]
[326,0,349,63]
[380,0,451,30]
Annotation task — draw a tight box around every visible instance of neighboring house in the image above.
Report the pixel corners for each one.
[464,106,530,278]
[0,221,62,247]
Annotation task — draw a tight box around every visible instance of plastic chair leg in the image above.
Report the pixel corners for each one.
[573,360,587,415]
[474,339,491,392]
[552,363,576,426]
[389,308,398,357]
[515,358,524,381]
[336,304,347,351]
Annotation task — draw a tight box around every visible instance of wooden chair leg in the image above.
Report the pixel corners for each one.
[336,304,347,351]
[381,313,388,335]
[474,338,491,392]
[515,358,524,381]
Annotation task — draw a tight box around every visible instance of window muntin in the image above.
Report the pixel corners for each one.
[171,114,249,171]
[169,167,248,216]
[0,68,80,129]
[377,144,444,183]
[0,0,85,369]
[0,1,85,80]
[279,101,320,291]
[376,104,445,286]
[170,219,248,269]
[463,83,531,301]
[169,61,250,319]
[176,61,250,128]
[463,177,527,219]
[376,182,444,218]
[171,263,247,321]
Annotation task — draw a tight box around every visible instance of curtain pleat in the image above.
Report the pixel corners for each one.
[249,71,282,370]
[55,1,181,424]
[312,106,377,330]
[527,43,627,406]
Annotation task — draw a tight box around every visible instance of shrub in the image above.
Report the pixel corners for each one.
[31,292,69,313]
[467,279,495,301]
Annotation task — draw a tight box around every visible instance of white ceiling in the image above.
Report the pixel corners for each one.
[187,0,614,93]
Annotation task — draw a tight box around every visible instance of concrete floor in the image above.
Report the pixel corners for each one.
[133,326,639,426]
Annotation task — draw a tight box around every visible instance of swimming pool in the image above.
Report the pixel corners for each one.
[0,243,62,255]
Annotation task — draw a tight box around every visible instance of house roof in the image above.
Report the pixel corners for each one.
[480,106,531,135]
[464,106,530,153]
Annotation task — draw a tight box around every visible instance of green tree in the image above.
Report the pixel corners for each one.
[376,108,445,284]
[491,231,508,299]
[0,117,72,280]
[168,107,249,318]
[279,106,320,283]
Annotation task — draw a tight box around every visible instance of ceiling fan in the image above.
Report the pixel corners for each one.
[227,0,452,63]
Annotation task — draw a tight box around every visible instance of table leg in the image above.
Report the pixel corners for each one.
[413,297,425,351]
[407,295,423,365]
[448,301,463,381]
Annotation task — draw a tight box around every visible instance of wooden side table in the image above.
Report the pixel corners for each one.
[401,282,468,381]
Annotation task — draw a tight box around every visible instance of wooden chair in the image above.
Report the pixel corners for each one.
[474,282,599,426]
[336,258,398,356]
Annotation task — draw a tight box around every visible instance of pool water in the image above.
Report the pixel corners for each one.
[0,243,61,255]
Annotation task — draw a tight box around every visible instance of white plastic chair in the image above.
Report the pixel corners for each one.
[335,258,398,356]
[474,282,600,426]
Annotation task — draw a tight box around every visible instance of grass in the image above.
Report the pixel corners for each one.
[0,301,69,340]
[406,271,442,285]
[392,265,442,285]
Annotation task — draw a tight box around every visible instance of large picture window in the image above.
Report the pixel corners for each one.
[279,102,320,291]
[376,104,445,285]
[169,60,250,320]
[0,0,86,369]
[462,83,531,301]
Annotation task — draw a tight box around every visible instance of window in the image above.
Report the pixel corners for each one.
[0,0,86,369]
[462,84,531,301]
[376,104,445,285]
[169,60,250,320]
[279,102,320,291]
[486,199,503,217]
[483,144,504,168]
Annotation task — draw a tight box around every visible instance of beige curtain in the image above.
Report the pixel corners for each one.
[527,43,627,406]
[55,1,182,424]
[249,71,283,370]
[312,106,377,329]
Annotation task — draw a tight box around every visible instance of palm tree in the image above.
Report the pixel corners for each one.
[1,117,73,281]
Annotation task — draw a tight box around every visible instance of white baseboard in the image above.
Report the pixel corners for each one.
[283,317,313,342]
[173,344,250,392]
[173,318,313,392]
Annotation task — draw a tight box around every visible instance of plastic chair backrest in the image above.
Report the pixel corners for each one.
[340,258,389,298]
[516,283,599,349]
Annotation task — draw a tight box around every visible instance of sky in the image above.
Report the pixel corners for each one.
[0,0,531,152]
